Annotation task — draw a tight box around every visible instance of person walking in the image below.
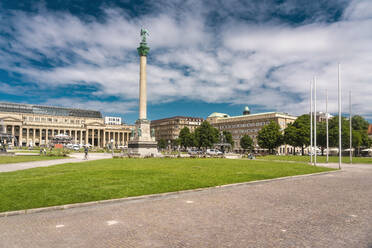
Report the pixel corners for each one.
[84,146,89,160]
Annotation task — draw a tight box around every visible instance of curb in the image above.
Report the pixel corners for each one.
[0,169,341,218]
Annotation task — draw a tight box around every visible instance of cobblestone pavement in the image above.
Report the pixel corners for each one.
[0,153,112,173]
[0,163,371,247]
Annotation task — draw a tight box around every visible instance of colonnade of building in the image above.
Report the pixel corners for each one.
[4,125,130,148]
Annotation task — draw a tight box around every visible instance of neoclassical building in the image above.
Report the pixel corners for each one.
[0,102,133,148]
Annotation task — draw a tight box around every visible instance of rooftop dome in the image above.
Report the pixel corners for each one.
[208,112,230,118]
[243,106,251,115]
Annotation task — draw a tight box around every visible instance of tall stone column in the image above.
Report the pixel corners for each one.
[139,55,147,120]
[128,28,158,156]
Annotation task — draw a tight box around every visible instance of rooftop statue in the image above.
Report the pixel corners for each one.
[140,28,149,43]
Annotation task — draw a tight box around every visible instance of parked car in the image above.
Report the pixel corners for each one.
[188,148,201,155]
[206,149,223,155]
[72,144,80,151]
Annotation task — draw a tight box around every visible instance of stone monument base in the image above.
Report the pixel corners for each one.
[128,119,159,157]
[128,141,158,157]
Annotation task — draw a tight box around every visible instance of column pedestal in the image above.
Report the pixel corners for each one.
[128,119,158,156]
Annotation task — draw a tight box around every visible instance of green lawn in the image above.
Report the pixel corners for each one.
[0,158,334,212]
[0,156,66,165]
[257,155,372,164]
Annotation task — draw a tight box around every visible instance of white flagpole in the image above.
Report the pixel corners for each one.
[314,76,317,166]
[326,89,329,163]
[338,64,342,169]
[349,90,352,164]
[310,81,313,164]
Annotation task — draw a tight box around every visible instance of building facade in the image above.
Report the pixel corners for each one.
[150,116,203,142]
[0,102,133,148]
[207,107,298,154]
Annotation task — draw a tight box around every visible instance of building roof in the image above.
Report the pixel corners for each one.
[208,111,297,120]
[208,112,231,118]
[151,116,204,123]
[0,102,102,118]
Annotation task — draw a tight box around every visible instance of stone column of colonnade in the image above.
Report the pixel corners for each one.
[92,129,95,147]
[19,126,23,147]
[103,131,106,148]
[26,128,29,146]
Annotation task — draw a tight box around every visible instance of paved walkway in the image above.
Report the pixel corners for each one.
[0,153,112,173]
[0,163,371,247]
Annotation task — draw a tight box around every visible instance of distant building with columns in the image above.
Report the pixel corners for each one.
[0,102,133,148]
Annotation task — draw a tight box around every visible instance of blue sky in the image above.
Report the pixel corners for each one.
[0,0,371,124]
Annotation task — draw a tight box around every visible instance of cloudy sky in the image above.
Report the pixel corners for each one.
[0,0,371,123]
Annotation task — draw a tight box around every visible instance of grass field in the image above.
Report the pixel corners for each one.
[256,155,372,164]
[0,156,67,165]
[0,158,334,212]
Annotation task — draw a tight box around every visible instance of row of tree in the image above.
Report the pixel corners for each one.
[158,121,234,150]
[261,114,371,155]
[158,115,371,155]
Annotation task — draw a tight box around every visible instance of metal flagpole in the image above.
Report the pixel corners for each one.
[349,90,352,164]
[314,76,317,166]
[338,64,342,169]
[326,89,329,163]
[310,81,313,164]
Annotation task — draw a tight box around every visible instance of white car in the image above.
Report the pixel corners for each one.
[72,144,80,151]
[206,149,223,155]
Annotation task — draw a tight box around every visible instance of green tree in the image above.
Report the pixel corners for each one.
[172,138,181,148]
[194,121,219,149]
[179,127,193,149]
[158,138,166,150]
[317,122,327,156]
[240,135,253,152]
[222,131,234,148]
[283,114,310,155]
[352,115,369,131]
[257,121,283,154]
[328,116,350,149]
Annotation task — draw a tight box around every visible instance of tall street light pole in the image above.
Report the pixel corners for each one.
[326,89,329,163]
[310,81,313,164]
[338,64,342,169]
[314,76,317,166]
[349,90,352,164]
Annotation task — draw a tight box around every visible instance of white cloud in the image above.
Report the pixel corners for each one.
[0,0,372,120]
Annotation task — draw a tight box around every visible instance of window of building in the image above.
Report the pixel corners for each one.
[28,117,33,121]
